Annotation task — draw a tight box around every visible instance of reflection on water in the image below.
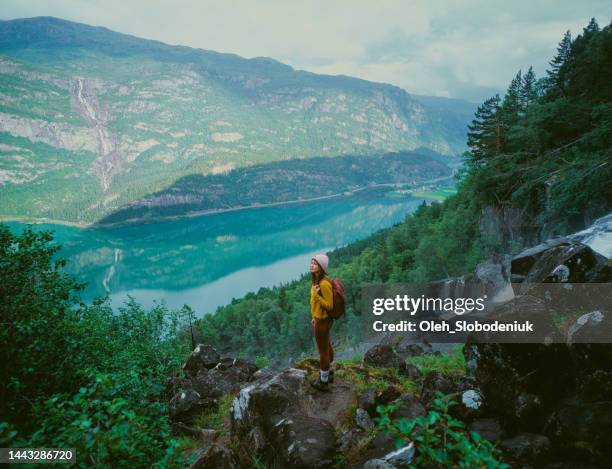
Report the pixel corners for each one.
[109,249,332,314]
[8,192,426,315]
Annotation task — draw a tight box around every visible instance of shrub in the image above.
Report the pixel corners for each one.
[27,369,191,468]
[376,391,507,468]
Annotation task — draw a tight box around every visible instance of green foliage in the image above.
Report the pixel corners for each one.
[376,392,508,468]
[193,394,234,435]
[27,370,191,468]
[464,19,612,234]
[338,363,416,396]
[99,151,453,225]
[407,346,467,375]
[0,226,192,467]
[255,356,272,368]
[339,353,363,365]
[466,95,502,165]
[0,224,84,423]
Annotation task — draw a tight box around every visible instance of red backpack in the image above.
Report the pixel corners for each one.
[321,278,346,319]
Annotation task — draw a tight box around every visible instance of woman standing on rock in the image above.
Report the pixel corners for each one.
[309,254,334,391]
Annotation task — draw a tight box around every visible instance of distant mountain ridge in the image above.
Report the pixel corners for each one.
[0,16,475,224]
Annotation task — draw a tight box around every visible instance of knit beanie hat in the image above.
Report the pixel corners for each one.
[312,254,329,273]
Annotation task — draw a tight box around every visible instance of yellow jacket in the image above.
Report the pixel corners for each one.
[310,278,334,319]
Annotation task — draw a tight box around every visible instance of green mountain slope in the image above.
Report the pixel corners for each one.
[0,17,475,224]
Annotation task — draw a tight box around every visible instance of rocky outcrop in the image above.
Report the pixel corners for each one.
[567,213,612,258]
[479,205,538,251]
[512,240,610,287]
[231,367,338,468]
[189,443,239,469]
[170,345,258,424]
[363,343,405,369]
[465,226,612,466]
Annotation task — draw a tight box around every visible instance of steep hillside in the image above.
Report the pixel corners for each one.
[96,150,454,225]
[0,17,474,224]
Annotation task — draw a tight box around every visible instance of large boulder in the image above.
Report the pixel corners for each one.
[363,344,404,369]
[419,371,473,405]
[231,368,308,436]
[191,358,258,400]
[169,389,215,423]
[547,401,612,461]
[183,344,221,377]
[189,443,239,469]
[270,415,336,468]
[500,433,550,465]
[465,224,612,467]
[510,238,571,281]
[231,368,337,468]
[512,241,610,289]
[566,212,612,259]
[469,418,504,443]
[463,342,573,431]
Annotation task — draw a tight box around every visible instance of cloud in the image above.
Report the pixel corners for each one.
[2,0,610,102]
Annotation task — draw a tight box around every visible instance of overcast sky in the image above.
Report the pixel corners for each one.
[3,1,611,102]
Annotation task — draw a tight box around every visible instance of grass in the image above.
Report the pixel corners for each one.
[255,355,271,368]
[406,345,467,375]
[338,353,363,365]
[347,366,417,395]
[251,455,270,469]
[411,186,458,201]
[293,358,417,396]
[175,435,201,451]
[192,393,234,435]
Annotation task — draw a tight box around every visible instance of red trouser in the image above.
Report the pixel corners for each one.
[313,317,334,371]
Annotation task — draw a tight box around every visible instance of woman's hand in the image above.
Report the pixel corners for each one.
[311,318,315,327]
[313,284,321,294]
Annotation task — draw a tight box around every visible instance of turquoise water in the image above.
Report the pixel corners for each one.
[7,191,426,316]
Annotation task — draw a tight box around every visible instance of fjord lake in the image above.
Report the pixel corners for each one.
[7,191,428,316]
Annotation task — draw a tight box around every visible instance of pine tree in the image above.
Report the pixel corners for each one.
[520,66,537,112]
[584,17,600,35]
[466,94,502,165]
[546,30,572,93]
[500,70,522,135]
[278,286,290,313]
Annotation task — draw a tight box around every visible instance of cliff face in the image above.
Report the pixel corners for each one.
[168,214,612,468]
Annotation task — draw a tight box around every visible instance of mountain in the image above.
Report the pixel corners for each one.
[0,17,475,224]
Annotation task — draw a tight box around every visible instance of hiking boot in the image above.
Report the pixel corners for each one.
[328,369,334,383]
[310,377,330,392]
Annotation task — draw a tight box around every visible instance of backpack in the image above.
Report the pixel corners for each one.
[321,277,346,319]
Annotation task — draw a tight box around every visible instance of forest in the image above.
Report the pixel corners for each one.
[1,18,610,467]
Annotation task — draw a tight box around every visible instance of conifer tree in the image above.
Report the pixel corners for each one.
[584,17,600,35]
[500,70,522,138]
[520,66,537,112]
[546,30,572,93]
[466,94,502,165]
